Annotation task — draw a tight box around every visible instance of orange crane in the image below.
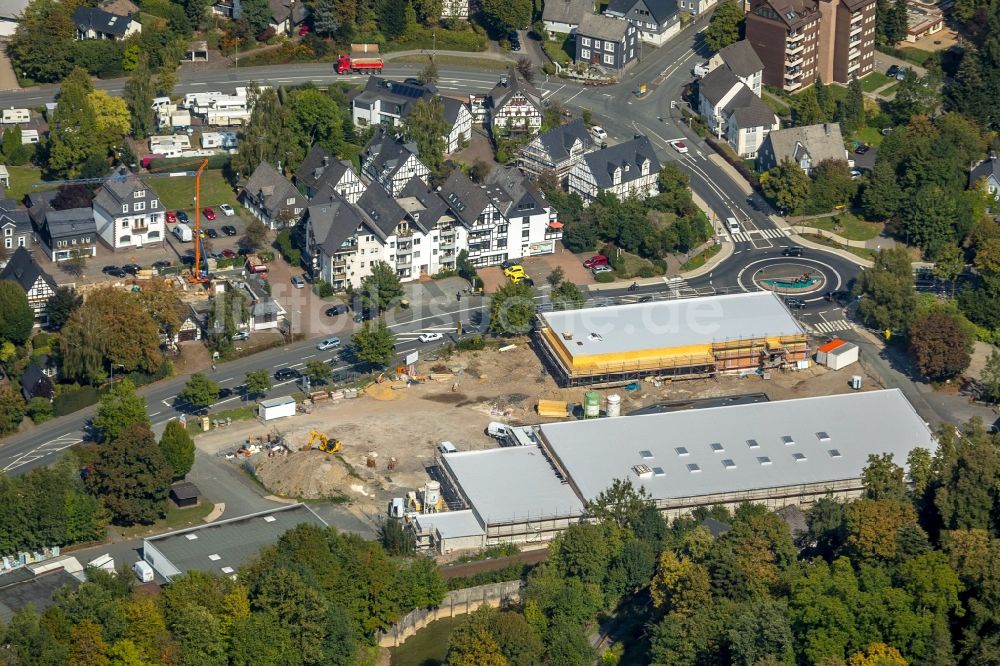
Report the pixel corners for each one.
[33,158,212,284]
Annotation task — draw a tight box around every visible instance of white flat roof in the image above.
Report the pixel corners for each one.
[540,389,934,502]
[442,446,585,525]
[413,510,485,539]
[539,291,805,358]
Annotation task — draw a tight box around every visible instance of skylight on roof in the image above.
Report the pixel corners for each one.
[640,450,654,459]
[793,452,807,461]
[208,554,221,561]
[686,463,701,473]
[757,456,772,466]
[185,533,198,540]
[828,449,842,458]
[711,442,725,452]
[263,515,277,523]
[221,566,234,574]
[782,436,795,446]
[722,459,736,469]
[652,467,665,477]
[816,431,831,441]
[675,446,689,456]
[747,439,760,449]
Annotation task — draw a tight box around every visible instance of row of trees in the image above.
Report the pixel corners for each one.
[0,522,446,665]
[761,158,858,216]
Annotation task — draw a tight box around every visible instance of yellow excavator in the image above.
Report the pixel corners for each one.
[306,430,342,454]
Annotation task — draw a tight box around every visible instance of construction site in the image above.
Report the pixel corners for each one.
[535,292,810,386]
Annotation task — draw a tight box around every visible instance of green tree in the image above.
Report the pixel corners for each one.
[546,266,566,287]
[250,567,331,664]
[760,159,811,213]
[861,453,907,500]
[178,373,220,411]
[46,68,102,178]
[856,247,916,334]
[7,0,75,83]
[232,85,294,179]
[239,0,271,31]
[932,243,964,296]
[69,619,111,666]
[92,379,150,444]
[551,281,584,310]
[793,86,825,125]
[287,88,345,158]
[124,56,156,139]
[489,279,535,335]
[446,606,509,665]
[909,311,972,380]
[402,96,449,178]
[0,385,26,436]
[352,319,396,367]
[418,59,440,85]
[244,369,272,398]
[304,359,333,385]
[806,159,856,213]
[887,70,939,124]
[229,612,298,666]
[933,421,1000,531]
[726,599,795,666]
[244,218,269,249]
[703,0,743,52]
[312,0,348,36]
[360,261,405,312]
[862,161,906,220]
[86,423,174,525]
[481,0,531,31]
[0,279,35,345]
[841,81,867,133]
[377,517,415,555]
[979,349,1000,403]
[26,396,53,424]
[159,419,195,480]
[886,0,909,43]
[903,185,957,252]
[947,48,989,124]
[46,286,83,331]
[587,478,652,533]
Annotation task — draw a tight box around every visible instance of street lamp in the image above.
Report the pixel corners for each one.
[432,32,436,61]
[109,363,125,383]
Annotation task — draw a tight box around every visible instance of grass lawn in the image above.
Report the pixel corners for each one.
[680,243,722,271]
[6,165,43,201]
[542,35,573,65]
[116,501,215,539]
[879,82,900,97]
[801,232,878,261]
[797,212,882,241]
[860,72,892,92]
[393,54,511,71]
[614,250,658,278]
[851,126,885,148]
[899,47,934,67]
[152,169,241,214]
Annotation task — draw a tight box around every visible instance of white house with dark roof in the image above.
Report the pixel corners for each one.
[0,247,57,325]
[440,0,469,19]
[484,166,562,258]
[543,0,594,36]
[294,145,364,202]
[72,6,140,40]
[0,197,32,256]
[267,0,306,34]
[518,118,596,180]
[756,123,850,174]
[568,136,661,204]
[26,191,98,262]
[604,0,680,46]
[93,168,165,249]
[576,13,639,71]
[471,70,543,138]
[969,155,1000,202]
[352,78,472,154]
[360,128,431,197]
[240,161,306,229]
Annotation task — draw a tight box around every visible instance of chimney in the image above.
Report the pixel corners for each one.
[500,75,509,87]
[322,156,329,167]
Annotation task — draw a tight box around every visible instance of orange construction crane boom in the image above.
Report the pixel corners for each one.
[188,158,210,284]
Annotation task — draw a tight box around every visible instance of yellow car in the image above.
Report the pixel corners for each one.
[503,264,525,278]
[510,273,532,285]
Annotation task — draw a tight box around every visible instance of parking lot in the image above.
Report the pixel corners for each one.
[477,247,595,292]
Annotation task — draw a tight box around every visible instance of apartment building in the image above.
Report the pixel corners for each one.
[568,136,661,205]
[360,128,431,197]
[93,168,165,249]
[746,0,875,91]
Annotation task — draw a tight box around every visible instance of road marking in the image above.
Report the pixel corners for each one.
[220,376,235,382]
[303,353,316,358]
[150,411,161,417]
[565,89,586,104]
[161,399,173,407]
[3,435,83,472]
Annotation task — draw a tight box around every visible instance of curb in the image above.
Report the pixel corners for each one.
[682,241,733,279]
[203,502,226,523]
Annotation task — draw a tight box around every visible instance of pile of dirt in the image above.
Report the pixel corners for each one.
[254,451,364,500]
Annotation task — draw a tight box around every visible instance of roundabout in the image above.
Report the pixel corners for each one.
[736,257,844,299]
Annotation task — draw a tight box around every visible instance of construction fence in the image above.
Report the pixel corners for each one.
[378,580,524,648]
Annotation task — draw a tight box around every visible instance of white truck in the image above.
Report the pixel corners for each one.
[133,560,154,583]
[173,223,193,242]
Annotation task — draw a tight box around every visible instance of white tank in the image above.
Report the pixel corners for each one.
[423,481,441,513]
[606,394,621,418]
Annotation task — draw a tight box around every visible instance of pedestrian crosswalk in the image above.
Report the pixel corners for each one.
[730,228,793,243]
[809,319,853,334]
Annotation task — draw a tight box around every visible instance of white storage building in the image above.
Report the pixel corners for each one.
[258,396,296,421]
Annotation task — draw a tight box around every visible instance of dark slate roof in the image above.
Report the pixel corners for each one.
[484,166,549,218]
[488,69,542,113]
[578,13,628,41]
[0,198,30,234]
[580,136,661,188]
[750,0,819,29]
[970,156,1000,187]
[20,360,52,401]
[438,170,492,228]
[533,118,594,163]
[72,6,132,36]
[0,567,80,624]
[717,41,765,79]
[0,247,56,294]
[355,77,439,116]
[700,517,731,538]
[243,161,303,217]
[543,0,594,25]
[699,65,741,107]
[44,209,96,240]
[775,505,808,537]
[356,182,406,239]
[440,97,466,126]
[398,178,452,229]
[93,168,162,218]
[606,0,678,25]
[726,87,777,128]
[295,145,355,194]
[306,195,366,255]
[170,481,201,500]
[268,0,306,23]
[362,128,423,182]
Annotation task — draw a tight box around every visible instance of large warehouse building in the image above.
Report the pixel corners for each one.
[535,291,809,385]
[432,389,934,549]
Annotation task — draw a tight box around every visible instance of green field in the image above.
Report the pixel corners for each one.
[543,35,573,65]
[850,126,885,148]
[151,169,242,214]
[860,72,892,92]
[6,165,43,201]
[879,82,900,97]
[797,212,882,241]
[116,501,214,539]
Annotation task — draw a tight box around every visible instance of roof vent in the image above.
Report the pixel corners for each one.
[208,554,221,561]
[652,466,665,477]
[757,456,772,466]
[828,449,842,458]
[816,431,831,441]
[587,333,604,342]
[686,463,701,473]
[747,439,760,449]
[185,533,198,540]
[782,436,795,446]
[793,453,807,461]
[675,446,689,456]
[263,515,277,523]
[710,442,724,452]
[639,450,654,459]
[722,458,736,469]
[221,566,234,574]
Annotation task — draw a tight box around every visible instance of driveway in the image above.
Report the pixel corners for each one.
[0,42,18,91]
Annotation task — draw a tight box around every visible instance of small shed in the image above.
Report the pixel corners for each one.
[816,339,859,370]
[169,481,201,508]
[259,396,296,421]
[412,510,487,553]
[184,40,209,62]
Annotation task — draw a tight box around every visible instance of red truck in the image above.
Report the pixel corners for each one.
[335,43,384,74]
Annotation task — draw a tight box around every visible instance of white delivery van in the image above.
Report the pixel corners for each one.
[437,441,458,454]
[727,217,741,234]
[133,560,154,583]
[151,96,172,110]
[173,223,192,242]
[486,422,512,441]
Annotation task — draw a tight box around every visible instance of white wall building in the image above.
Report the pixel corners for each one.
[568,136,661,204]
[92,169,165,249]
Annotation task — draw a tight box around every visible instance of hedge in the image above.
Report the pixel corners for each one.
[147,154,231,173]
[53,386,100,417]
[705,136,760,189]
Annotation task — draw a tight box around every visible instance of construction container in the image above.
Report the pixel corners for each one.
[851,375,863,390]
[423,481,441,513]
[606,394,621,417]
[584,391,601,418]
[537,399,570,418]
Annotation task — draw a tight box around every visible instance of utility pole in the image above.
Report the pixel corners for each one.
[432,32,436,61]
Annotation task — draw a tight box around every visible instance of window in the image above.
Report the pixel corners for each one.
[134,201,145,212]
[122,204,129,213]
[603,53,614,65]
[286,197,296,205]
[686,463,701,473]
[2,228,8,237]
[816,431,831,441]
[581,48,591,59]
[3,238,9,249]
[675,447,689,456]
[793,453,807,461]
[522,228,530,238]
[71,238,77,245]
[133,190,144,198]
[121,221,128,228]
[757,456,772,466]
[414,250,420,257]
[782,435,795,445]
[594,40,602,50]
[120,235,130,243]
[722,459,736,469]
[151,200,158,208]
[747,439,759,449]
[828,449,842,458]
[710,442,724,452]
[581,37,591,46]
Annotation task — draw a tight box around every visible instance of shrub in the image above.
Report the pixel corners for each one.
[456,335,486,351]
[651,258,668,274]
[26,397,53,424]
[637,265,656,278]
[257,250,276,262]
[433,267,458,279]
[595,272,615,283]
[543,62,556,75]
[316,281,334,298]
[705,136,760,188]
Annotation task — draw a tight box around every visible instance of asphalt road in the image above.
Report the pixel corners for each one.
[0,22,868,473]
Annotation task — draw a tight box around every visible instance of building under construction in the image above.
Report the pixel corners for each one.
[535,292,809,386]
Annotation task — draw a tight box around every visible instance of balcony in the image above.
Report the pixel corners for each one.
[396,240,413,250]
[850,23,862,36]
[848,61,860,73]
[849,47,860,59]
[786,41,804,54]
[785,53,803,67]
[396,255,412,267]
[850,12,863,24]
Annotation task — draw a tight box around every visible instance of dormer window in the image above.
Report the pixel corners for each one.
[122,204,129,213]
[133,190,144,198]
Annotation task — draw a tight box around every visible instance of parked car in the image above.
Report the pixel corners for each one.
[165,211,177,223]
[325,304,349,316]
[503,264,525,278]
[176,210,189,223]
[500,259,520,270]
[221,225,237,236]
[509,31,521,50]
[854,145,869,155]
[419,332,444,343]
[782,247,803,257]
[291,275,305,288]
[583,255,610,269]
[887,64,900,78]
[591,126,608,140]
[122,263,141,275]
[180,255,196,266]
[592,265,613,275]
[317,336,341,350]
[850,168,863,179]
[637,295,653,303]
[105,267,127,278]
[353,309,375,323]
[221,249,236,258]
[299,23,310,36]
[219,204,235,216]
[784,297,806,309]
[895,68,907,80]
[671,140,689,154]
[102,265,120,274]
[232,331,250,341]
[205,228,219,239]
[152,260,172,270]
[274,367,301,381]
[203,207,216,221]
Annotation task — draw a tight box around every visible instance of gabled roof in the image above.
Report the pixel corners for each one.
[578,12,629,41]
[970,156,1000,187]
[440,96,467,126]
[356,182,406,239]
[438,170,492,228]
[488,69,542,113]
[716,40,764,79]
[0,0,31,21]
[532,118,595,163]
[765,123,847,166]
[99,0,139,16]
[72,6,132,36]
[362,128,424,182]
[700,65,742,108]
[355,77,439,116]
[93,168,162,217]
[726,87,778,129]
[579,136,661,189]
[606,0,678,25]
[306,194,366,256]
[397,177,451,231]
[750,0,819,29]
[543,0,593,25]
[268,0,306,23]
[0,247,56,294]
[484,166,550,218]
[295,145,355,194]
[20,358,53,401]
[243,162,302,217]
[0,198,30,234]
